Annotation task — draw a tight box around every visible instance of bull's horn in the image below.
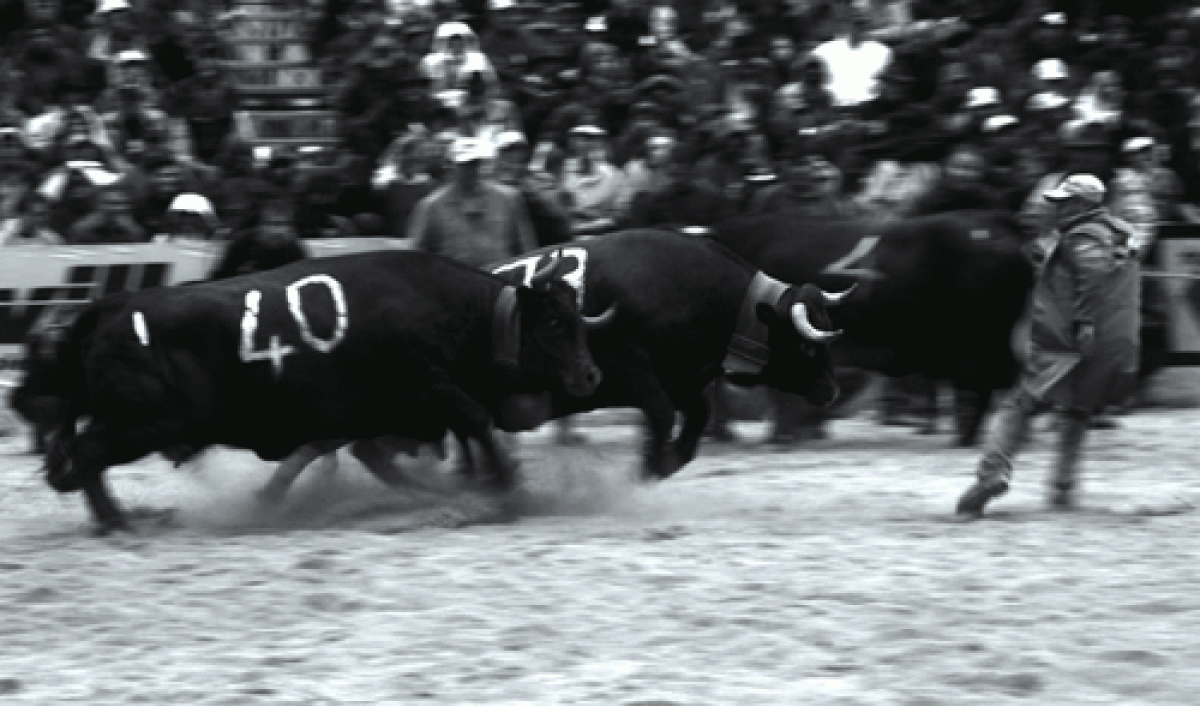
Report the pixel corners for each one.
[583,304,617,329]
[791,303,841,342]
[820,284,857,305]
[530,256,567,289]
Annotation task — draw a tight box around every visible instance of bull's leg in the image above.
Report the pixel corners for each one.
[423,382,518,492]
[256,439,346,505]
[669,392,710,475]
[61,422,177,534]
[81,474,129,535]
[349,437,452,495]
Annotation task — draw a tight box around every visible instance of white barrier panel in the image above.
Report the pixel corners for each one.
[0,237,409,370]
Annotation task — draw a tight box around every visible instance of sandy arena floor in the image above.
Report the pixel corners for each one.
[0,377,1198,705]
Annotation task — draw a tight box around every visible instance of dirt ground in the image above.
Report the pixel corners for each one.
[1,372,1199,705]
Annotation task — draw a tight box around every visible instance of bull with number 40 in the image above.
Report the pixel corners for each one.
[487,229,845,479]
[21,250,601,534]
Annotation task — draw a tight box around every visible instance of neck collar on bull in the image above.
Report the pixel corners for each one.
[492,285,521,369]
[724,271,789,377]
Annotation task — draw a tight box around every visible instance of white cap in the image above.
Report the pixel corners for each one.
[1033,58,1069,81]
[96,0,131,13]
[114,49,149,64]
[1040,12,1067,25]
[449,137,494,163]
[1122,136,1155,153]
[168,193,219,226]
[569,123,607,137]
[585,16,607,32]
[1045,174,1106,203]
[490,0,517,9]
[982,115,1019,133]
[1027,91,1069,111]
[494,130,528,150]
[965,87,1001,109]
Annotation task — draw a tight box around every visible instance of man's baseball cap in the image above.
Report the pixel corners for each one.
[449,137,494,163]
[1122,136,1155,153]
[1033,58,1069,81]
[494,130,528,151]
[964,87,1000,109]
[1044,174,1106,203]
[982,114,1019,133]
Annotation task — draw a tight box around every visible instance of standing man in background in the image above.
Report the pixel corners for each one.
[407,136,535,267]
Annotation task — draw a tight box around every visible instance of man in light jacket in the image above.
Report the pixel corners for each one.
[957,174,1141,515]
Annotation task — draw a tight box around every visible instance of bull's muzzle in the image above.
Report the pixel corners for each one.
[565,362,603,397]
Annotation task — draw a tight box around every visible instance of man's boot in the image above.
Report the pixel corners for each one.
[1051,411,1089,509]
[956,453,1011,516]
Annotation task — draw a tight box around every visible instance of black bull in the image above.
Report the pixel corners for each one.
[486,229,843,478]
[22,251,601,533]
[708,210,1037,445]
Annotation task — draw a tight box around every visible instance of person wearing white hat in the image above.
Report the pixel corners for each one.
[562,121,630,238]
[407,136,535,268]
[156,193,222,242]
[87,0,142,63]
[958,172,1142,516]
[1111,136,1183,254]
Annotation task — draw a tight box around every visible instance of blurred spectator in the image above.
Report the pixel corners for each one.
[0,126,34,220]
[419,21,498,96]
[40,158,117,234]
[906,144,1003,216]
[622,128,675,205]
[295,171,358,239]
[1029,58,1074,102]
[407,136,535,267]
[809,5,893,107]
[628,142,733,229]
[561,122,630,237]
[1111,136,1181,254]
[69,179,146,243]
[0,190,62,244]
[769,55,839,147]
[210,199,310,280]
[750,152,855,218]
[376,130,439,237]
[132,152,197,236]
[479,0,535,87]
[86,0,147,65]
[153,192,222,242]
[165,45,235,165]
[493,129,572,248]
[1072,70,1126,129]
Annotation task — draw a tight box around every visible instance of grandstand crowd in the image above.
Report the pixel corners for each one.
[0,0,1196,250]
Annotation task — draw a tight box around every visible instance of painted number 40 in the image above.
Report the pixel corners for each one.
[240,274,349,376]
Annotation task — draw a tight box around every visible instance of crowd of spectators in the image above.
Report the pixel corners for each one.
[0,0,1198,251]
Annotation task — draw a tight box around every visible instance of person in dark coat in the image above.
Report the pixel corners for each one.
[209,199,310,280]
[957,174,1141,516]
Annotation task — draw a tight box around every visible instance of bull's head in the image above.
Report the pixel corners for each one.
[514,259,603,397]
[753,283,848,407]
